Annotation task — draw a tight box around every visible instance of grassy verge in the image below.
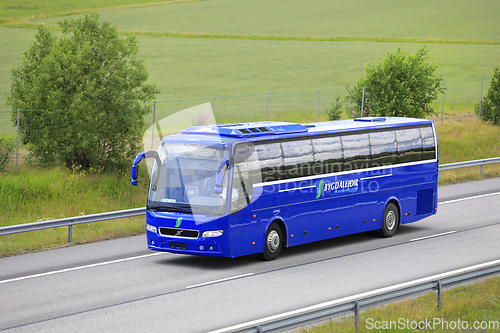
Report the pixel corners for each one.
[297,276,500,333]
[0,163,149,256]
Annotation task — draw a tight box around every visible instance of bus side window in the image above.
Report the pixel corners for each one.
[420,127,436,160]
[312,136,344,174]
[256,143,284,183]
[282,140,314,179]
[342,134,371,171]
[369,131,398,167]
[396,128,423,163]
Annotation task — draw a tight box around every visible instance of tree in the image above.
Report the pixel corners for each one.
[326,95,343,121]
[475,67,500,124]
[345,47,443,119]
[7,13,159,170]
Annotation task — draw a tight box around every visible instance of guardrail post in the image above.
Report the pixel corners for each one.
[355,300,360,331]
[68,225,73,243]
[256,325,263,333]
[481,164,484,175]
[437,280,443,311]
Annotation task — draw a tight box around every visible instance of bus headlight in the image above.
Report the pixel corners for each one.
[202,230,223,238]
[146,224,157,233]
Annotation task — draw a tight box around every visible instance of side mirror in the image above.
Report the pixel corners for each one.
[131,150,161,186]
[214,157,233,193]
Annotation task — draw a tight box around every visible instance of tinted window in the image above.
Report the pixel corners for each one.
[396,128,423,163]
[312,136,344,174]
[342,134,371,170]
[256,143,284,182]
[420,127,436,160]
[369,131,398,167]
[282,140,314,179]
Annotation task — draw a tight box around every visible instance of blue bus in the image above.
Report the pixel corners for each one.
[131,117,438,260]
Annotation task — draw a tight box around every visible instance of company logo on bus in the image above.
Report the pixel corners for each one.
[317,178,360,198]
[175,217,183,228]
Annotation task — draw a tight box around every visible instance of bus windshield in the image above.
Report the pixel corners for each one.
[148,142,229,216]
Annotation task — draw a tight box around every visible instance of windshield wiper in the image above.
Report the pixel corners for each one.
[147,204,192,213]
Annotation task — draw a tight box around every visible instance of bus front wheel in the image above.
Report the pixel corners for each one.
[378,203,399,238]
[258,222,283,261]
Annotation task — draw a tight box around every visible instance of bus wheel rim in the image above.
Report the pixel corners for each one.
[386,211,396,230]
[267,230,280,253]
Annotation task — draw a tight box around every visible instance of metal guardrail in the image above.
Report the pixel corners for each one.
[209,259,500,333]
[0,207,146,242]
[1,157,499,241]
[438,157,500,172]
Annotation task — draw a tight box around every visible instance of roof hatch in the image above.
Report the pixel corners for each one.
[354,117,386,122]
[182,122,308,138]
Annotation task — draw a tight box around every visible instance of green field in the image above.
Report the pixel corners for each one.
[1,0,500,255]
[34,0,500,43]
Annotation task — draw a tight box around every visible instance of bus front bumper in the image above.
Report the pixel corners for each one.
[147,231,228,257]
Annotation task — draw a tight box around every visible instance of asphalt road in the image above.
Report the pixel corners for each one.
[1,178,500,332]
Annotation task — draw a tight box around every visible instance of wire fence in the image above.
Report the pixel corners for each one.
[0,78,492,172]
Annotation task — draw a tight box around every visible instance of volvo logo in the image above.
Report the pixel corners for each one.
[175,230,183,236]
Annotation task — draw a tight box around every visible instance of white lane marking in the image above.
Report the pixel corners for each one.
[409,231,457,242]
[439,191,500,205]
[208,259,500,333]
[0,252,163,285]
[185,273,254,289]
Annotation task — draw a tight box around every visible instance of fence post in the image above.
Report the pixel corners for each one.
[361,86,365,117]
[441,81,446,124]
[151,100,156,151]
[16,109,20,175]
[266,92,270,121]
[355,300,360,331]
[317,90,320,122]
[479,77,483,121]
[68,225,72,243]
[437,280,443,311]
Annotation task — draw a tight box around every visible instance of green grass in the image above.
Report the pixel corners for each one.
[298,276,500,333]
[0,0,201,23]
[35,0,500,43]
[2,29,498,117]
[0,163,150,256]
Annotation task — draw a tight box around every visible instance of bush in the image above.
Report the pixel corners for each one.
[7,13,159,170]
[326,96,343,121]
[345,47,443,119]
[475,67,500,124]
[0,137,15,170]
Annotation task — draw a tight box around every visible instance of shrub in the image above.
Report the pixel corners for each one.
[7,13,159,170]
[345,47,443,119]
[0,137,15,170]
[326,96,343,121]
[475,67,500,124]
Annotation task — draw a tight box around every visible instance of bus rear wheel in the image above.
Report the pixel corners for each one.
[258,222,283,261]
[378,203,399,238]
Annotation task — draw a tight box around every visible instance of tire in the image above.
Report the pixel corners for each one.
[258,222,283,261]
[378,203,399,238]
